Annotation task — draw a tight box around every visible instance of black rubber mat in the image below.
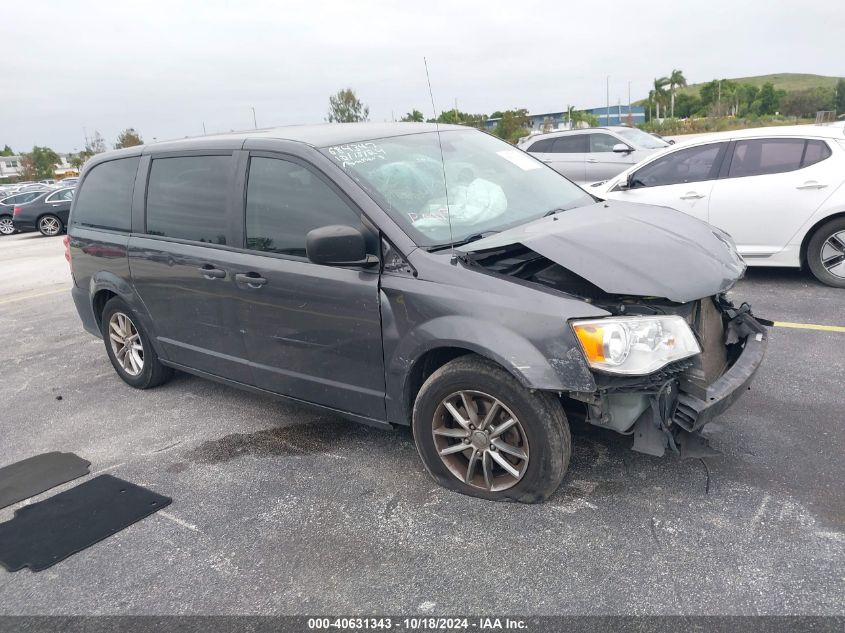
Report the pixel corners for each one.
[0,474,171,572]
[0,451,90,510]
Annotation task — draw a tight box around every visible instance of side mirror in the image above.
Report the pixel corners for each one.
[612,143,632,153]
[306,225,379,267]
[617,173,634,191]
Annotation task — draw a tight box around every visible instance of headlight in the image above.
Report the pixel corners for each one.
[571,315,701,375]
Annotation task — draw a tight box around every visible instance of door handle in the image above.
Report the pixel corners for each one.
[680,192,705,200]
[586,158,598,163]
[199,265,226,279]
[235,272,267,288]
[796,181,828,190]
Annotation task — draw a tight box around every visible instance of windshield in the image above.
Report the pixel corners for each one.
[615,127,669,149]
[321,129,594,247]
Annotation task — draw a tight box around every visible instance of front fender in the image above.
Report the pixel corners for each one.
[380,277,603,425]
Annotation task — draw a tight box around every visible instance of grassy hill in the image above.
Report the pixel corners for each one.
[677,73,844,97]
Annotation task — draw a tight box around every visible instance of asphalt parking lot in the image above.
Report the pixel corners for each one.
[0,232,843,615]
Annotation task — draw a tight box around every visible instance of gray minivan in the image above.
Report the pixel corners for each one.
[67,123,767,502]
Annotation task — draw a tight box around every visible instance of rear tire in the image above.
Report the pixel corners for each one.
[412,354,571,503]
[806,217,845,288]
[37,214,63,237]
[101,297,174,389]
[0,214,14,236]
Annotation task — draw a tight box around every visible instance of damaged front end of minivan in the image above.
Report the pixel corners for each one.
[463,201,769,458]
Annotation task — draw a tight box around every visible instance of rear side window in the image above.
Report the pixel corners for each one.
[245,157,360,258]
[146,156,230,244]
[800,140,831,168]
[71,157,138,231]
[631,142,726,188]
[526,138,554,153]
[551,135,587,153]
[728,138,806,178]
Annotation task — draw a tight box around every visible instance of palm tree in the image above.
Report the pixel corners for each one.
[653,77,670,120]
[668,69,687,118]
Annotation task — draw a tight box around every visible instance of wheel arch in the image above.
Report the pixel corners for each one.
[799,210,845,268]
[388,315,596,426]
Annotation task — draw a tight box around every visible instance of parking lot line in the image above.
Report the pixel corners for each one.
[774,321,845,333]
[0,286,70,306]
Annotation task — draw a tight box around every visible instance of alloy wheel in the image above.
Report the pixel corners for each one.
[108,312,144,376]
[821,230,845,279]
[0,216,14,235]
[432,390,529,491]
[38,216,61,236]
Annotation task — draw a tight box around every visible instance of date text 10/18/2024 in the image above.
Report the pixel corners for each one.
[307,617,528,630]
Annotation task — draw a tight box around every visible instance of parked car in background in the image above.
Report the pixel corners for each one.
[16,183,50,194]
[67,123,766,502]
[517,126,669,184]
[11,187,75,236]
[598,123,845,287]
[1,190,51,235]
[58,177,79,187]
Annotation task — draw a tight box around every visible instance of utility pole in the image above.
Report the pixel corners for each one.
[202,122,207,135]
[628,81,632,118]
[606,76,610,127]
[251,107,258,129]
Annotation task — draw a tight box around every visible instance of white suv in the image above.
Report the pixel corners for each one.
[598,124,845,287]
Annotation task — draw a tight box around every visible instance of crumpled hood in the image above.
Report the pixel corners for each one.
[464,200,746,303]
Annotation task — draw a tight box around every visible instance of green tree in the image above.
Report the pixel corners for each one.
[667,69,687,118]
[69,154,85,173]
[429,109,487,126]
[699,79,737,116]
[491,109,530,144]
[114,127,143,149]
[753,82,782,115]
[652,77,670,119]
[18,146,59,180]
[780,88,835,118]
[735,84,759,116]
[834,79,845,115]
[672,93,701,118]
[400,109,425,122]
[326,88,369,122]
[0,145,13,156]
[567,108,599,127]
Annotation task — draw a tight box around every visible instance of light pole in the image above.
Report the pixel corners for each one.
[606,76,610,127]
[252,107,258,129]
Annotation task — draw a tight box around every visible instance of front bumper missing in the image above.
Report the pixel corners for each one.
[631,308,768,458]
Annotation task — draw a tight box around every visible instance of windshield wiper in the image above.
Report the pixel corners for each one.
[543,207,568,217]
[428,230,500,252]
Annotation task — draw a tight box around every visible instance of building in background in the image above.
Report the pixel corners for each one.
[0,154,77,180]
[484,106,646,133]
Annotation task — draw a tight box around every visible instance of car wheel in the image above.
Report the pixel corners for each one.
[101,297,174,389]
[807,217,845,288]
[37,214,63,237]
[0,214,14,236]
[412,354,571,503]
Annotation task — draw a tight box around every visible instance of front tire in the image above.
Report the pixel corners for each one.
[412,354,571,503]
[37,214,63,237]
[101,297,174,389]
[807,217,845,288]
[0,214,14,236]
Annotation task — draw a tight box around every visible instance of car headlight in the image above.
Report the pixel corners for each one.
[571,315,701,375]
